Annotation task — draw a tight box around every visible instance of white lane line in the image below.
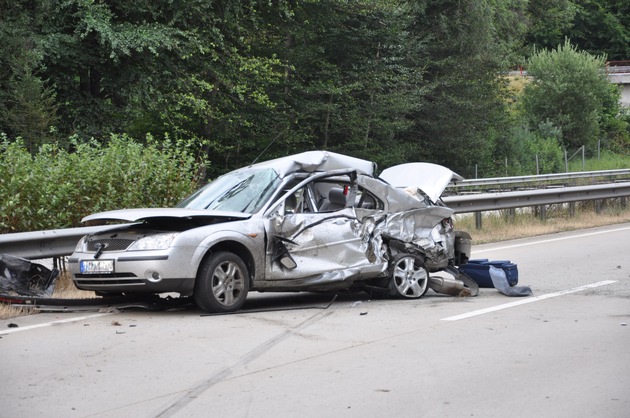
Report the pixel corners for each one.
[0,312,114,336]
[473,226,630,254]
[441,280,618,321]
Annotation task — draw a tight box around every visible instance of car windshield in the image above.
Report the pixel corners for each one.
[176,168,281,213]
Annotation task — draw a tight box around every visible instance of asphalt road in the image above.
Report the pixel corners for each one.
[1,223,629,418]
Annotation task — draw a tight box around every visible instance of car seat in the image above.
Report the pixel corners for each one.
[319,188,347,211]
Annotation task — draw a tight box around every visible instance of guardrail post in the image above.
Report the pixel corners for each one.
[622,196,627,209]
[535,205,547,221]
[569,202,576,217]
[595,199,602,214]
[475,212,482,229]
[506,208,516,223]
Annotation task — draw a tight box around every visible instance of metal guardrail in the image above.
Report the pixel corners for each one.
[443,182,630,213]
[448,169,630,188]
[1,181,629,260]
[0,225,114,259]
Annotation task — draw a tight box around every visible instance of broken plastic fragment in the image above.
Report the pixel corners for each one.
[0,254,59,297]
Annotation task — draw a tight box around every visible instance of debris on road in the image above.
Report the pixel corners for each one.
[0,254,59,297]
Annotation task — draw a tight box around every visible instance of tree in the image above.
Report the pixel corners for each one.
[567,0,630,61]
[521,40,613,151]
[394,0,526,177]
[1,0,294,174]
[271,1,426,169]
[0,0,59,152]
[523,0,577,53]
[523,0,630,61]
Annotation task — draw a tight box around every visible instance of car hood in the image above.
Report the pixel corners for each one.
[82,208,251,223]
[379,163,463,203]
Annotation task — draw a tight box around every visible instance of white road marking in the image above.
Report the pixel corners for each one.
[0,312,114,336]
[473,225,630,254]
[441,280,618,321]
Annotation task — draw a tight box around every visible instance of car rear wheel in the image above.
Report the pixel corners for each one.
[388,254,429,298]
[194,251,249,313]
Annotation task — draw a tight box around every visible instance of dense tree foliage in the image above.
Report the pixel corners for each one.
[562,0,630,61]
[523,0,630,61]
[1,0,628,185]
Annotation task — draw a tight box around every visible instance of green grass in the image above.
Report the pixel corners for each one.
[456,202,630,245]
[567,151,630,172]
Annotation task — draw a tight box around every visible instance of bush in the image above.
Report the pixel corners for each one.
[500,124,564,175]
[0,134,206,233]
[522,40,613,151]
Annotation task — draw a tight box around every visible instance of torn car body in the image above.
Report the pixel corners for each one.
[68,151,471,312]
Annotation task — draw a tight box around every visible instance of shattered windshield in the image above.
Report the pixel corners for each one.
[177,168,281,213]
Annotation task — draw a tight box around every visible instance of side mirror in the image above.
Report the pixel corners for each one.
[279,254,297,270]
[272,238,298,270]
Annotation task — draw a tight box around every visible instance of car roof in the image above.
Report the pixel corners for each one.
[241,151,376,178]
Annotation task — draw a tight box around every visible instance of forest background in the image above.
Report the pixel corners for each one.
[1,0,629,232]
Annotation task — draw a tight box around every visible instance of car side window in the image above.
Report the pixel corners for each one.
[356,188,383,210]
[314,182,383,212]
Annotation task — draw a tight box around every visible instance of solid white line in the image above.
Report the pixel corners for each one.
[473,226,630,254]
[441,280,618,321]
[0,312,114,336]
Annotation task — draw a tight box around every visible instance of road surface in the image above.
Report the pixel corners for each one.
[1,223,629,417]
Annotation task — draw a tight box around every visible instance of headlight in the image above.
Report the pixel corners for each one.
[75,236,87,252]
[128,233,179,251]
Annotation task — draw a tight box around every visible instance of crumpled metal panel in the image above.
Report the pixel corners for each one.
[355,176,411,211]
[379,206,453,242]
[353,212,386,263]
[0,254,59,297]
[267,201,456,287]
[267,209,387,283]
[376,205,455,268]
[250,151,376,178]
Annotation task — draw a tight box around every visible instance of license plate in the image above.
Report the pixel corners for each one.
[80,260,114,274]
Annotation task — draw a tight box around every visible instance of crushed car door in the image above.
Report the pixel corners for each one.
[263,176,385,285]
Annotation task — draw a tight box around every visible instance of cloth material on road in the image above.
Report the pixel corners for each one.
[489,265,532,297]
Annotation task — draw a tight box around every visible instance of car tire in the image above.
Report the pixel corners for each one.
[388,254,429,299]
[194,251,249,313]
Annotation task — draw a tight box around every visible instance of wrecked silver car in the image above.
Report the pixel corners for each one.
[68,151,472,312]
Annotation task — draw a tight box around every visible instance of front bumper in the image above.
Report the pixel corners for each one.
[68,247,198,294]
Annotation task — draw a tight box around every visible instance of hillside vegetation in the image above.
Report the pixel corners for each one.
[1,0,629,232]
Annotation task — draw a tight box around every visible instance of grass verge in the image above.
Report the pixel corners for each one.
[1,272,94,320]
[456,203,630,244]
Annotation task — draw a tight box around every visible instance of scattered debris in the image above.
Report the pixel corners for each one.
[458,288,472,298]
[0,254,59,297]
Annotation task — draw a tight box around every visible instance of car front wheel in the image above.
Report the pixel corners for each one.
[388,254,429,298]
[194,251,249,313]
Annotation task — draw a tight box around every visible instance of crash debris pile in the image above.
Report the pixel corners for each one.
[0,254,59,298]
